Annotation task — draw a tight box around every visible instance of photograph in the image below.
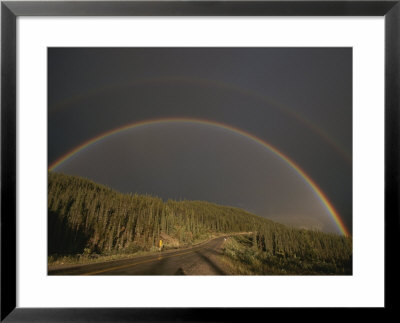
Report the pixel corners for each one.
[1,0,396,319]
[47,47,352,276]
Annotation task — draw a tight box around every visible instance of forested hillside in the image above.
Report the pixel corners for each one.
[48,172,352,273]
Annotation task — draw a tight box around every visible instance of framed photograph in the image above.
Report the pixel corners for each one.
[1,0,398,321]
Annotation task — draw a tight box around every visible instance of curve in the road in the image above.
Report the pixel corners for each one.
[48,236,228,276]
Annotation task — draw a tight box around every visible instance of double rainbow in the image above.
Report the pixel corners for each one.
[49,117,350,236]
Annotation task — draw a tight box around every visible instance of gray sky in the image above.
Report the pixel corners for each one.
[48,48,352,235]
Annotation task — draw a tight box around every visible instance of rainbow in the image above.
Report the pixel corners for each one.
[49,117,350,236]
[51,77,351,163]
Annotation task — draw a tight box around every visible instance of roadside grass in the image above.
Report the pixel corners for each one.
[220,235,351,275]
[220,235,264,275]
[48,248,159,268]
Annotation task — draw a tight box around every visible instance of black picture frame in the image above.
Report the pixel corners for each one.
[1,1,399,321]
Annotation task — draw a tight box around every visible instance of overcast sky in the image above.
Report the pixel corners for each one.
[48,47,352,235]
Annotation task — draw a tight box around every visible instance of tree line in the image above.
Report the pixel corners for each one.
[48,171,352,270]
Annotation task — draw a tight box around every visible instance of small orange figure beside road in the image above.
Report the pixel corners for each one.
[159,239,163,251]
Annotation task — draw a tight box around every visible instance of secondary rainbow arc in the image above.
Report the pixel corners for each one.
[51,77,351,163]
[48,117,350,236]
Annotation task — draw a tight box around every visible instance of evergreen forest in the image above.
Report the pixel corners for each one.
[48,172,352,274]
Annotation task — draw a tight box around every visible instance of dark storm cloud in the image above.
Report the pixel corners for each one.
[48,48,352,234]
